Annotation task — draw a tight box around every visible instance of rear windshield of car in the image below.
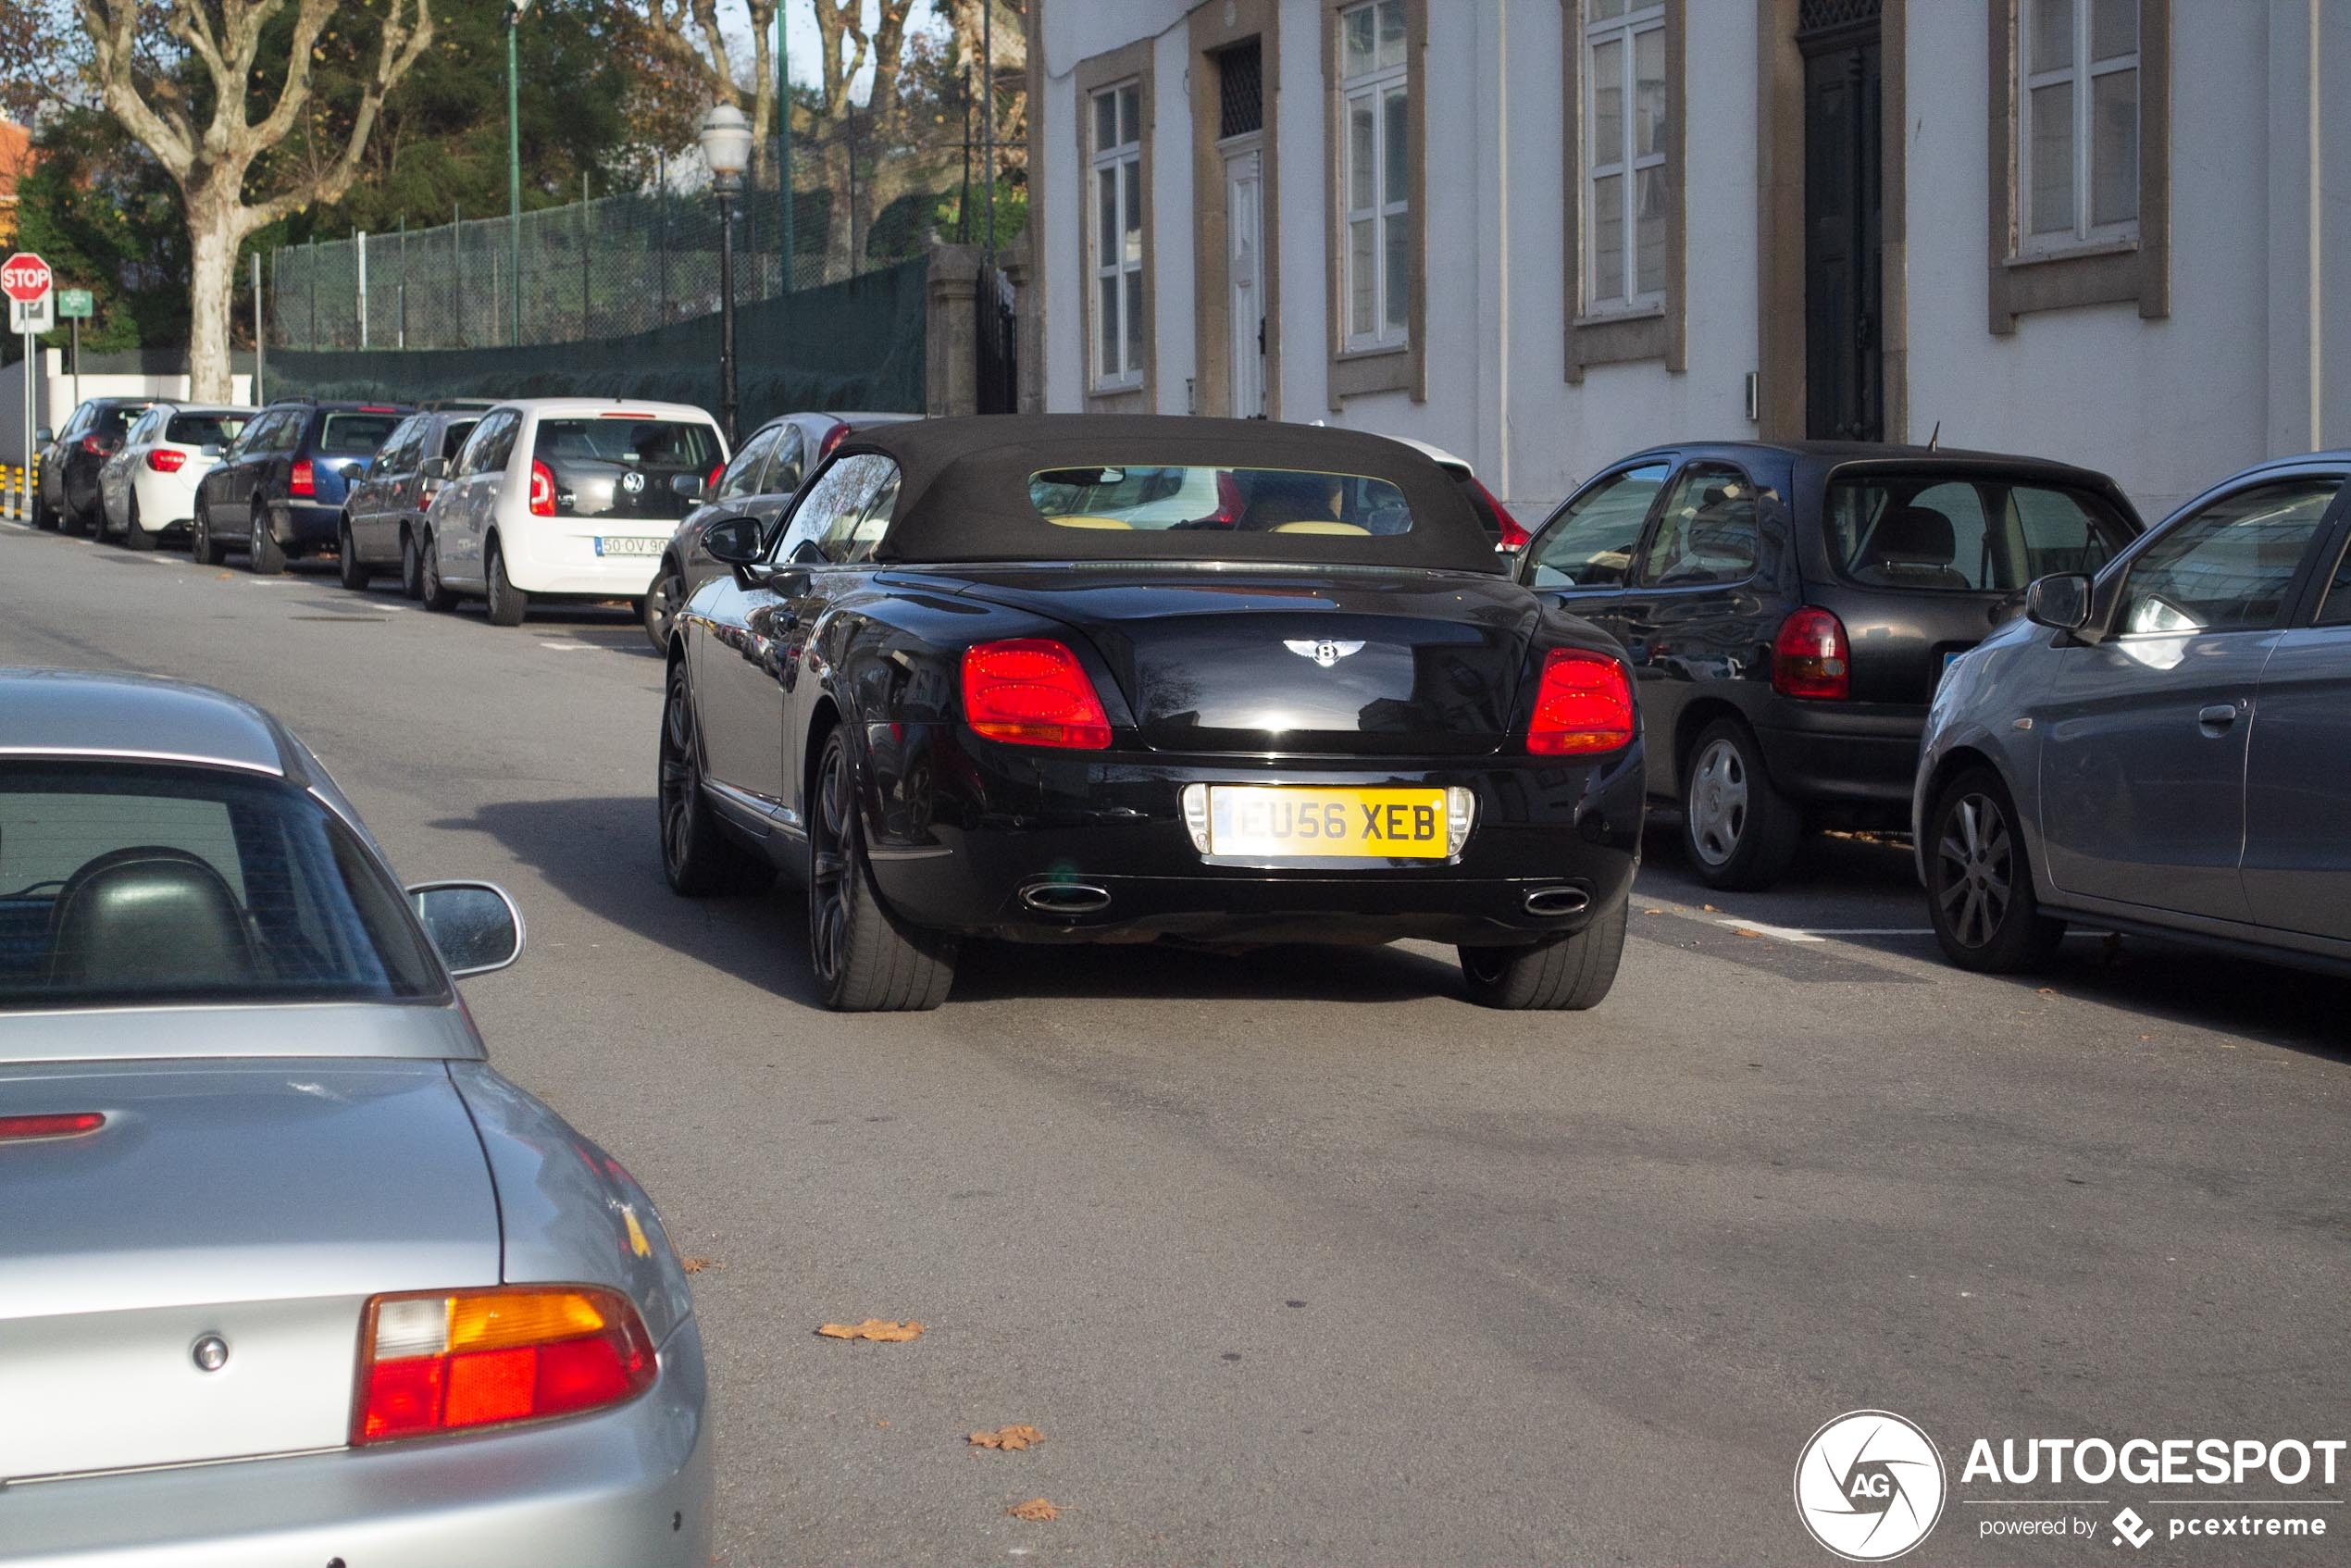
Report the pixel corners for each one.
[1027,466,1417,540]
[317,413,404,456]
[1826,474,2134,593]
[166,413,247,448]
[533,417,720,470]
[0,762,442,1013]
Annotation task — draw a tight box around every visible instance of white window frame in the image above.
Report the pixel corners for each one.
[1088,80,1145,392]
[1583,0,1666,315]
[2018,0,2140,253]
[1337,0,1409,355]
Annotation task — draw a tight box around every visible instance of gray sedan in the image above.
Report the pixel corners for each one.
[0,669,710,1566]
[1916,452,2351,976]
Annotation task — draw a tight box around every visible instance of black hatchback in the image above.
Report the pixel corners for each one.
[1515,442,2144,890]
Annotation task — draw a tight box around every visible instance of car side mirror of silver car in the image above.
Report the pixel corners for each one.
[408,881,525,977]
[703,514,765,566]
[419,456,451,480]
[2025,573,2095,636]
[201,443,224,458]
[672,473,709,500]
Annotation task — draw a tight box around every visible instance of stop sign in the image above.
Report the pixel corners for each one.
[2,253,52,304]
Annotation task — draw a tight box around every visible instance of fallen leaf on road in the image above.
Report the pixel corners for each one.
[1007,1498,1060,1521]
[816,1318,924,1342]
[2035,987,2057,997]
[970,1425,1044,1450]
[1702,903,1719,912]
[1643,907,1662,915]
[679,1256,720,1274]
[1734,927,1761,939]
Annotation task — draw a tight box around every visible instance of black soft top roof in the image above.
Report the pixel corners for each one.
[849,415,1502,573]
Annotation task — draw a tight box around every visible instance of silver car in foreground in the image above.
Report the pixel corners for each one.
[1915,452,2351,977]
[0,670,710,1566]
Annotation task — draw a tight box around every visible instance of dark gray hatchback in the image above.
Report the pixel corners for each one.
[1516,441,2143,889]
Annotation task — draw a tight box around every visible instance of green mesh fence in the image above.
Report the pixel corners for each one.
[265,254,927,426]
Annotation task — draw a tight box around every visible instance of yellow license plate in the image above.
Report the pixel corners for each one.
[1206,786,1449,859]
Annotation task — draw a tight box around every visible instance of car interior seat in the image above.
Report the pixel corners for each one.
[1853,505,1972,590]
[45,846,257,992]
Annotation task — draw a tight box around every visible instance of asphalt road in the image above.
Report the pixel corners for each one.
[5,521,2346,1568]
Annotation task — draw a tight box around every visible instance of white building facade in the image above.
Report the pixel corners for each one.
[1025,0,2350,521]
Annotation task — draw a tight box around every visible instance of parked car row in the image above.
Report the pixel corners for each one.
[22,389,2348,989]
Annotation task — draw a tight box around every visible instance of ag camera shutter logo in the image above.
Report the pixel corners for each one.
[1795,1410,1947,1562]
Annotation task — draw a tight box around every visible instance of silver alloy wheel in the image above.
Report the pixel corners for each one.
[1935,791,2015,950]
[808,736,854,985]
[251,514,266,557]
[1687,737,1750,867]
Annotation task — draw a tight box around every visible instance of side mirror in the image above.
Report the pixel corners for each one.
[341,461,367,481]
[200,443,224,458]
[703,513,765,566]
[407,880,525,978]
[33,427,51,445]
[672,473,709,500]
[2025,572,2094,635]
[419,456,451,479]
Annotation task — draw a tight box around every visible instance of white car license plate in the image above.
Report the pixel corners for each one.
[594,536,666,558]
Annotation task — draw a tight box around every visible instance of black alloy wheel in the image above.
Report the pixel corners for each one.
[657,662,773,897]
[247,506,286,575]
[122,493,156,552]
[806,727,955,1012]
[483,541,528,627]
[1460,892,1629,1010]
[418,532,458,612]
[1680,716,1803,891]
[338,519,371,591]
[1927,768,2066,973]
[642,559,684,653]
[191,501,226,565]
[400,528,426,600]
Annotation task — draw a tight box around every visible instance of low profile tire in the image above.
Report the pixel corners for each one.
[807,727,956,1012]
[484,540,528,627]
[643,559,684,653]
[338,519,371,591]
[399,528,426,600]
[1460,892,1628,1011]
[658,662,775,898]
[247,507,286,575]
[418,532,459,612]
[191,502,228,565]
[122,494,156,552]
[1926,767,2066,974]
[1680,717,1802,892]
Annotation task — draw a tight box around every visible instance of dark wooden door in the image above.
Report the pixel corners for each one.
[1803,33,1883,441]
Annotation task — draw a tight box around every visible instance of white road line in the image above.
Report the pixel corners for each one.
[1711,918,1824,943]
[1710,918,1934,943]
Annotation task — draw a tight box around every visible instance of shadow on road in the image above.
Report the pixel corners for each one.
[435,794,1474,1011]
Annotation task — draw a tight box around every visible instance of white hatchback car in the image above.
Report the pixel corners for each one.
[417,398,728,627]
[96,404,257,552]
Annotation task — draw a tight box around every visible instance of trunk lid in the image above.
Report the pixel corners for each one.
[0,1058,500,1480]
[954,568,1536,755]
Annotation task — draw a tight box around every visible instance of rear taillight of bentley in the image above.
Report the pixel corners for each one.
[1525,649,1636,756]
[352,1285,655,1445]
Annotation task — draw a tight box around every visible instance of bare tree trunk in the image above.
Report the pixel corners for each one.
[185,199,243,402]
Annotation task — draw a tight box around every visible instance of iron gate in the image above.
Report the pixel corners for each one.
[976,262,1018,415]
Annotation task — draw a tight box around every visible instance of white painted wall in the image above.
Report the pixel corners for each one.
[1040,0,2343,524]
[1,351,254,467]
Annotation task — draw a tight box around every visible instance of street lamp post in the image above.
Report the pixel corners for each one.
[506,0,531,347]
[699,104,753,449]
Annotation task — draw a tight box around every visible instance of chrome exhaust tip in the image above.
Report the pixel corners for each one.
[1524,886,1591,918]
[1019,881,1113,915]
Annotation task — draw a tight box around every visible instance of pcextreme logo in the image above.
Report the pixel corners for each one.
[1795,1410,1949,1562]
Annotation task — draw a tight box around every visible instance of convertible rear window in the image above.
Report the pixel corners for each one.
[1827,475,2134,593]
[0,762,442,1013]
[1027,466,1416,538]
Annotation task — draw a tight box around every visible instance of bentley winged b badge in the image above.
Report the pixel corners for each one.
[1285,639,1367,669]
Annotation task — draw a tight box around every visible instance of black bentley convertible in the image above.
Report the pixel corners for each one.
[658,416,1645,1012]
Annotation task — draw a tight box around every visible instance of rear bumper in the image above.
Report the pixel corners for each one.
[1753,700,1924,808]
[265,500,343,551]
[862,734,1647,947]
[499,516,669,598]
[0,1316,712,1568]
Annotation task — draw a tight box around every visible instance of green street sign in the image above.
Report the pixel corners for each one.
[56,289,93,319]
